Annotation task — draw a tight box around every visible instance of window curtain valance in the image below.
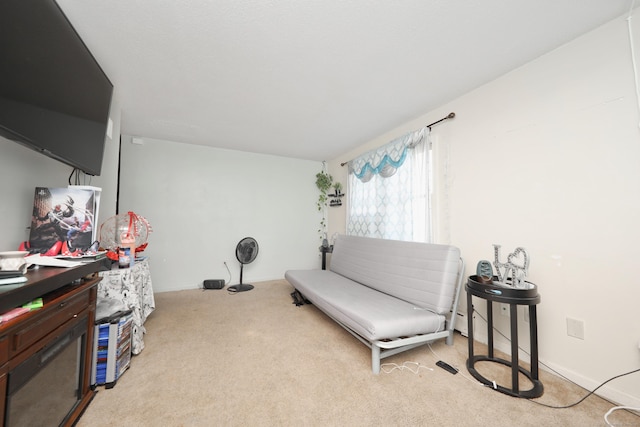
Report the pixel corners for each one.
[348,127,428,182]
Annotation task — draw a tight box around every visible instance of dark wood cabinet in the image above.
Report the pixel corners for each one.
[0,261,105,427]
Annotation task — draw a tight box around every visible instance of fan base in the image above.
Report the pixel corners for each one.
[227,283,254,293]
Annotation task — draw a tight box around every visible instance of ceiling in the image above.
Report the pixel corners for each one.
[56,0,633,161]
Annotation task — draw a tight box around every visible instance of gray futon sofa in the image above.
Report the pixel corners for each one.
[285,234,464,374]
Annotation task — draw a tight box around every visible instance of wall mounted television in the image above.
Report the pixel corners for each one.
[0,0,113,176]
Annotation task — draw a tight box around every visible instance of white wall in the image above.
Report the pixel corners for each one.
[0,92,121,249]
[118,135,322,292]
[328,12,640,406]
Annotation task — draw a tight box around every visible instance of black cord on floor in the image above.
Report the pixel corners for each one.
[470,307,640,413]
[529,368,640,409]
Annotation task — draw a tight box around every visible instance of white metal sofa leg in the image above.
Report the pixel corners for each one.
[446,331,454,346]
[372,345,381,374]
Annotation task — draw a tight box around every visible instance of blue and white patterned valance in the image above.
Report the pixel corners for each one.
[348,127,428,182]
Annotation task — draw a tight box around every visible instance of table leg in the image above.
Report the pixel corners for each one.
[467,292,474,362]
[510,303,519,393]
[529,305,539,380]
[487,300,494,358]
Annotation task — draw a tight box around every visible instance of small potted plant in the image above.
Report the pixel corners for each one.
[332,182,343,197]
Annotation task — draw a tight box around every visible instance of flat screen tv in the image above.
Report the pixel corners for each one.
[0,0,113,176]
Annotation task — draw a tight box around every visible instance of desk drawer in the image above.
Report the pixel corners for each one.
[11,290,90,357]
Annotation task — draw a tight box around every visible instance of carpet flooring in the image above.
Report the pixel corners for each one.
[77,280,640,426]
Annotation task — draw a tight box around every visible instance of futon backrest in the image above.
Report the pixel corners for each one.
[329,234,461,314]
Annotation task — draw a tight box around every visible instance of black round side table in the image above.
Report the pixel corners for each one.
[466,275,543,398]
[319,245,333,270]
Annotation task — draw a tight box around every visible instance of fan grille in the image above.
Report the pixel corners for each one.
[236,237,258,264]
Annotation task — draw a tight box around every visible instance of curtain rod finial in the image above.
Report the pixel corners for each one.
[447,112,455,119]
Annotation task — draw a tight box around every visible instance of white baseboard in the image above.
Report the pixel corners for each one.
[454,310,468,337]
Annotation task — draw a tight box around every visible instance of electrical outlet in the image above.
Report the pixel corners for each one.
[566,317,585,340]
[500,303,509,317]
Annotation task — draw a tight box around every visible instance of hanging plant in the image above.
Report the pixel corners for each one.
[316,171,333,210]
[315,169,333,241]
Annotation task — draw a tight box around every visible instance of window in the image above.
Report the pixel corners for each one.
[346,127,431,242]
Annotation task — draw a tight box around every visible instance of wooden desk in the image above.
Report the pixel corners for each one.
[0,261,104,426]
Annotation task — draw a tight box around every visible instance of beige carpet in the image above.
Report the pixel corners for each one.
[77,280,639,426]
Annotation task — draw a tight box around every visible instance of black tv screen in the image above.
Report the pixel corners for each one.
[0,0,113,176]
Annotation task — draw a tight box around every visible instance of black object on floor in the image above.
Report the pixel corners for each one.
[436,360,458,374]
[290,290,310,306]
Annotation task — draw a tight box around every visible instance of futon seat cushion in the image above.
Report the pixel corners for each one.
[285,269,445,341]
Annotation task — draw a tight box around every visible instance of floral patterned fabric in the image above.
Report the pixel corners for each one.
[97,259,155,354]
